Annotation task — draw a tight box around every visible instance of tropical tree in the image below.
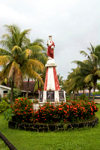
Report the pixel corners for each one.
[0,25,44,103]
[79,44,100,92]
[57,74,64,89]
[63,67,86,94]
[27,39,47,94]
[64,43,100,99]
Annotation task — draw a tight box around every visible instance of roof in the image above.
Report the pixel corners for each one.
[21,81,35,92]
[0,85,11,90]
[0,85,31,93]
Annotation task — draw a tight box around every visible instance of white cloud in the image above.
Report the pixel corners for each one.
[0,0,100,78]
[0,3,29,24]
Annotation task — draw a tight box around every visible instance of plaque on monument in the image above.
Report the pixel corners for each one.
[59,91,64,101]
[39,91,43,102]
[47,91,54,102]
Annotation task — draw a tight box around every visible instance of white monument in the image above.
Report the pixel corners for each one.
[39,36,66,103]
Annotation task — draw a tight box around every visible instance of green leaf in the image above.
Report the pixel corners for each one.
[84,74,93,83]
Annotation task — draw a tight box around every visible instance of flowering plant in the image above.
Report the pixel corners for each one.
[10,99,98,124]
[33,101,98,123]
[11,97,33,123]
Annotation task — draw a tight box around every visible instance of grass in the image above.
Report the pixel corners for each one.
[0,105,100,150]
[0,138,9,150]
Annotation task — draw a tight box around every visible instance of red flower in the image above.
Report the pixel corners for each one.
[25,107,27,110]
[91,112,93,115]
[58,108,63,111]
[91,107,93,112]
[64,110,67,114]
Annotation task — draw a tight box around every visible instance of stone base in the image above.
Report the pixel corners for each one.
[8,117,99,132]
[39,90,66,103]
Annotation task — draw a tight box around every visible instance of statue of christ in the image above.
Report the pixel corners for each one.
[47,36,55,59]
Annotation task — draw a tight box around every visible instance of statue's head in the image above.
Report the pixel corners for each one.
[49,35,52,41]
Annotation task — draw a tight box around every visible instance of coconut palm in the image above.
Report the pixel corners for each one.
[64,43,100,98]
[58,74,64,89]
[0,25,44,103]
[25,39,47,95]
[79,44,100,92]
[63,67,86,94]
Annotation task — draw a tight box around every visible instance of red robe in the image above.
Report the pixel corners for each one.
[47,41,55,58]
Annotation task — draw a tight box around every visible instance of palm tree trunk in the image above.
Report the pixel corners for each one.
[11,81,14,104]
[93,82,96,92]
[88,88,91,99]
[83,89,84,94]
[93,81,97,101]
[10,74,14,104]
[73,91,75,100]
[26,78,30,98]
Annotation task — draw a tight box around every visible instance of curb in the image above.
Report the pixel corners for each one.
[8,117,99,132]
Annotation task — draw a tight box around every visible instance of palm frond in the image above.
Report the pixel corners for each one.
[19,29,30,47]
[89,43,95,53]
[95,70,100,77]
[4,24,20,35]
[28,59,44,72]
[12,45,22,54]
[0,48,11,56]
[25,65,44,85]
[80,50,89,57]
[2,34,10,39]
[24,49,32,58]
[84,74,93,83]
[0,56,10,65]
[8,61,22,87]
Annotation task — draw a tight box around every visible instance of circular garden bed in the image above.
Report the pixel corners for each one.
[7,97,99,132]
[8,117,98,132]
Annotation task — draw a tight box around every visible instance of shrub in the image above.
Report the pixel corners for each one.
[10,99,98,124]
[1,96,9,103]
[0,100,9,113]
[8,88,21,101]
[11,97,33,123]
[93,91,100,95]
[79,94,88,100]
[4,108,14,121]
[33,101,98,123]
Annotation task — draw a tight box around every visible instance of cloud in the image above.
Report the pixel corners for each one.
[0,0,100,78]
[0,3,29,24]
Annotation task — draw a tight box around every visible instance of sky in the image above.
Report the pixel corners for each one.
[0,0,100,79]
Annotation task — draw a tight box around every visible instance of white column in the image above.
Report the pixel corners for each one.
[47,67,55,91]
[43,91,47,103]
[55,91,59,102]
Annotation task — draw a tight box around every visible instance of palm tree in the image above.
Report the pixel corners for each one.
[79,44,100,92]
[63,68,82,96]
[64,43,100,98]
[26,39,47,95]
[58,74,64,89]
[0,25,44,103]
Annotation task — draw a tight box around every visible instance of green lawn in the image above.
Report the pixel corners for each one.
[0,138,9,150]
[0,105,100,150]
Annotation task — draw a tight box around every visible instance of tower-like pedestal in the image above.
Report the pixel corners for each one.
[39,36,66,103]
